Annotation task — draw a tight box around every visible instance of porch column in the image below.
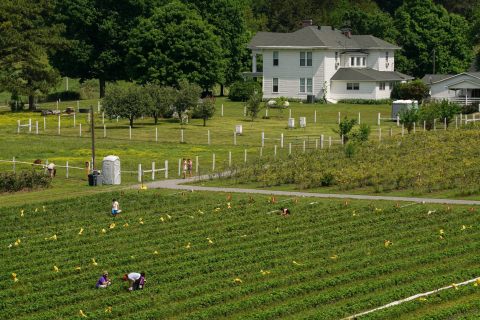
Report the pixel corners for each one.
[252,53,257,73]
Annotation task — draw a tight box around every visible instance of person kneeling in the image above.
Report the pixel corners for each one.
[96,271,111,289]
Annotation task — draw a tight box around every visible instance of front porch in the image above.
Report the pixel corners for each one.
[445,82,480,105]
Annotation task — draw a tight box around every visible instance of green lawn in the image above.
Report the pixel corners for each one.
[1,190,479,319]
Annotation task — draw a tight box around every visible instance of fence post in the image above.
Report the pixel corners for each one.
[73,113,76,128]
[138,164,142,183]
[401,124,405,136]
[455,116,458,129]
[102,112,105,125]
[288,143,292,155]
[396,115,400,126]
[151,162,155,180]
[329,136,332,148]
[117,116,119,123]
[77,100,79,112]
[265,107,268,118]
[338,112,341,124]
[17,120,20,134]
[195,156,199,174]
[129,126,132,140]
[289,109,292,118]
[56,100,59,110]
[212,153,215,171]
[315,139,318,149]
[379,127,382,142]
[314,110,317,123]
[434,119,436,131]
[280,133,284,148]
[88,112,91,124]
[207,130,210,145]
[155,127,158,143]
[321,135,324,149]
[413,122,416,134]
[228,151,232,167]
[260,147,263,157]
[444,118,447,130]
[389,127,393,137]
[164,160,168,179]
[341,135,344,145]
[103,125,106,138]
[358,112,361,125]
[43,117,46,131]
[243,105,246,117]
[178,158,181,177]
[261,132,265,147]
[36,121,39,135]
[66,161,69,178]
[29,118,32,132]
[13,156,15,173]
[423,121,426,131]
[79,123,82,137]
[233,131,237,145]
[274,145,277,159]
[97,101,100,112]
[377,113,380,126]
[303,140,306,153]
[244,149,247,163]
[58,115,61,135]
[221,104,224,117]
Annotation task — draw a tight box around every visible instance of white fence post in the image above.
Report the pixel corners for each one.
[228,151,232,167]
[338,112,341,124]
[17,120,20,134]
[73,113,76,128]
[315,139,318,149]
[102,112,105,125]
[377,113,381,126]
[389,127,393,137]
[221,104,224,117]
[164,160,168,179]
[401,124,405,136]
[261,132,265,147]
[57,115,61,135]
[195,156,199,174]
[244,149,247,163]
[396,115,400,126]
[280,133,284,148]
[76,100,79,112]
[288,143,292,155]
[207,130,210,145]
[29,118,32,132]
[138,164,142,183]
[181,129,184,143]
[265,107,268,118]
[12,156,15,173]
[212,153,215,171]
[413,122,416,134]
[423,121,426,131]
[303,140,306,153]
[152,162,155,180]
[379,127,382,142]
[129,126,132,140]
[444,118,447,130]
[36,121,39,135]
[274,145,277,159]
[243,105,246,117]
[455,116,458,129]
[434,119,436,131]
[314,110,317,123]
[56,100,59,110]
[43,117,46,131]
[66,161,69,178]
[178,158,181,177]
[103,125,106,138]
[289,109,292,118]
[321,134,324,149]
[341,135,344,145]
[358,112,361,125]
[260,147,263,157]
[329,136,332,148]
[155,127,158,142]
[88,112,91,124]
[97,101,100,112]
[79,123,82,137]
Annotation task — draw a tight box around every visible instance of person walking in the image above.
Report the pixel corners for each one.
[182,159,188,179]
[187,158,193,177]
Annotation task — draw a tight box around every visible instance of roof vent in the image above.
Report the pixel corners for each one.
[302,19,313,28]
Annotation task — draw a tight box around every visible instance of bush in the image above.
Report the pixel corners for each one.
[46,90,81,102]
[462,103,478,114]
[391,80,429,104]
[399,107,419,133]
[228,80,262,102]
[337,99,391,105]
[334,117,357,142]
[349,123,371,142]
[419,100,460,129]
[0,170,51,193]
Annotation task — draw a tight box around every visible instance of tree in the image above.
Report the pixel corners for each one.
[334,117,357,143]
[434,100,461,127]
[52,0,150,97]
[391,80,430,104]
[126,1,224,90]
[174,80,202,121]
[102,84,152,128]
[399,107,419,133]
[246,91,263,121]
[192,98,216,126]
[0,0,64,110]
[394,0,473,77]
[145,84,177,124]
[342,9,399,45]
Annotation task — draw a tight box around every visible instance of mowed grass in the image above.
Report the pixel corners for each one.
[1,190,479,319]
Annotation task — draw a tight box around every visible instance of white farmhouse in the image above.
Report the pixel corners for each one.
[247,22,413,102]
[422,73,480,106]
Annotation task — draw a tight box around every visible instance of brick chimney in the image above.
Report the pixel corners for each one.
[302,19,313,28]
[341,27,352,38]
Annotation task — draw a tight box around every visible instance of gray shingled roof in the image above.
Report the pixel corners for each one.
[422,73,480,84]
[248,26,400,50]
[331,68,414,81]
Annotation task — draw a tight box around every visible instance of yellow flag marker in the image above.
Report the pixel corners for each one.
[75,266,81,272]
[166,214,172,219]
[45,234,57,241]
[14,239,21,247]
[439,229,444,235]
[43,206,46,212]
[20,209,24,217]
[109,223,116,229]
[79,310,87,317]
[78,228,84,235]
[292,261,303,266]
[214,208,221,212]
[207,237,214,244]
[105,306,112,313]
[461,225,467,231]
[153,251,159,255]
[91,258,98,266]
[35,208,38,212]
[160,217,165,222]
[474,278,480,286]
[418,297,427,302]
[198,210,204,214]
[101,229,106,234]
[11,273,18,282]
[185,242,191,249]
[123,223,129,227]
[384,240,393,247]
[233,277,243,284]
[452,283,458,290]
[139,218,144,225]
[227,202,232,209]
[330,254,338,260]
[260,270,271,275]
[53,265,59,272]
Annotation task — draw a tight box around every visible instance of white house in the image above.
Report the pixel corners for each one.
[422,72,480,106]
[247,22,413,102]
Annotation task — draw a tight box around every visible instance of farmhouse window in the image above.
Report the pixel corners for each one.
[300,78,313,93]
[300,78,305,93]
[347,83,359,91]
[300,52,312,66]
[273,78,279,93]
[379,82,386,91]
[273,51,279,66]
[350,57,355,66]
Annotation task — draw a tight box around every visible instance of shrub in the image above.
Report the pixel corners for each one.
[349,123,371,142]
[79,79,100,99]
[462,103,478,114]
[399,107,419,133]
[46,90,81,102]
[337,99,391,105]
[334,117,357,142]
[419,100,460,129]
[0,170,51,193]
[228,80,262,102]
[391,80,429,104]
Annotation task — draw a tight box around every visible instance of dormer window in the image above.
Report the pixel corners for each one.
[300,52,312,67]
[350,55,367,68]
[273,51,279,66]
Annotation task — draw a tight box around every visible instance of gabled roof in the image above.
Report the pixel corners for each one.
[422,73,480,85]
[248,26,400,50]
[331,68,414,82]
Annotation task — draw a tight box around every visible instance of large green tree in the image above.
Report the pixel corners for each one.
[0,0,64,110]
[52,0,151,97]
[126,0,224,91]
[394,0,473,77]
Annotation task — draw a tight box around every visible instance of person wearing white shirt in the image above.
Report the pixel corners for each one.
[123,272,146,291]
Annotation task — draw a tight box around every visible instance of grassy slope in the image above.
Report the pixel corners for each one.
[1,190,479,319]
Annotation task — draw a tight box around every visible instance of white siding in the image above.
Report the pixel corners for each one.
[330,81,377,100]
[429,74,480,99]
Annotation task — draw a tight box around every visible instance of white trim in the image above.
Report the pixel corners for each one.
[429,72,480,85]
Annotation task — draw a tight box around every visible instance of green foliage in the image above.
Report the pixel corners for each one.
[390,80,430,104]
[399,107,419,133]
[46,91,81,102]
[246,91,263,121]
[334,117,357,142]
[0,170,51,192]
[418,103,438,130]
[419,100,460,130]
[145,84,177,124]
[344,142,355,158]
[348,123,371,142]
[174,80,202,117]
[228,80,262,102]
[0,0,64,109]
[394,0,473,77]
[126,1,224,90]
[102,84,152,128]
[337,99,392,105]
[192,97,216,126]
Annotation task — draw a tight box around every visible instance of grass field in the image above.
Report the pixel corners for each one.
[1,190,479,319]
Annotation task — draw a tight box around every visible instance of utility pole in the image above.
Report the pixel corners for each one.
[433,48,436,74]
[90,106,95,170]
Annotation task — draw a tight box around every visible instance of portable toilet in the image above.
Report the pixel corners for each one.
[391,100,418,118]
[102,155,121,185]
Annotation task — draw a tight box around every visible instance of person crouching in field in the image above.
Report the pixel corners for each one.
[96,271,111,288]
[123,272,146,291]
[281,208,290,216]
[112,199,121,215]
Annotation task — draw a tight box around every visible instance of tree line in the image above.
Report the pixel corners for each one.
[0,0,479,110]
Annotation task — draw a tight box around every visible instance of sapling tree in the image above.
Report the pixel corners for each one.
[246,91,263,121]
[334,117,357,143]
[192,97,216,126]
[399,107,419,133]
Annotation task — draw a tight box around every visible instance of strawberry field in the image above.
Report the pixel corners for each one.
[1,190,480,319]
